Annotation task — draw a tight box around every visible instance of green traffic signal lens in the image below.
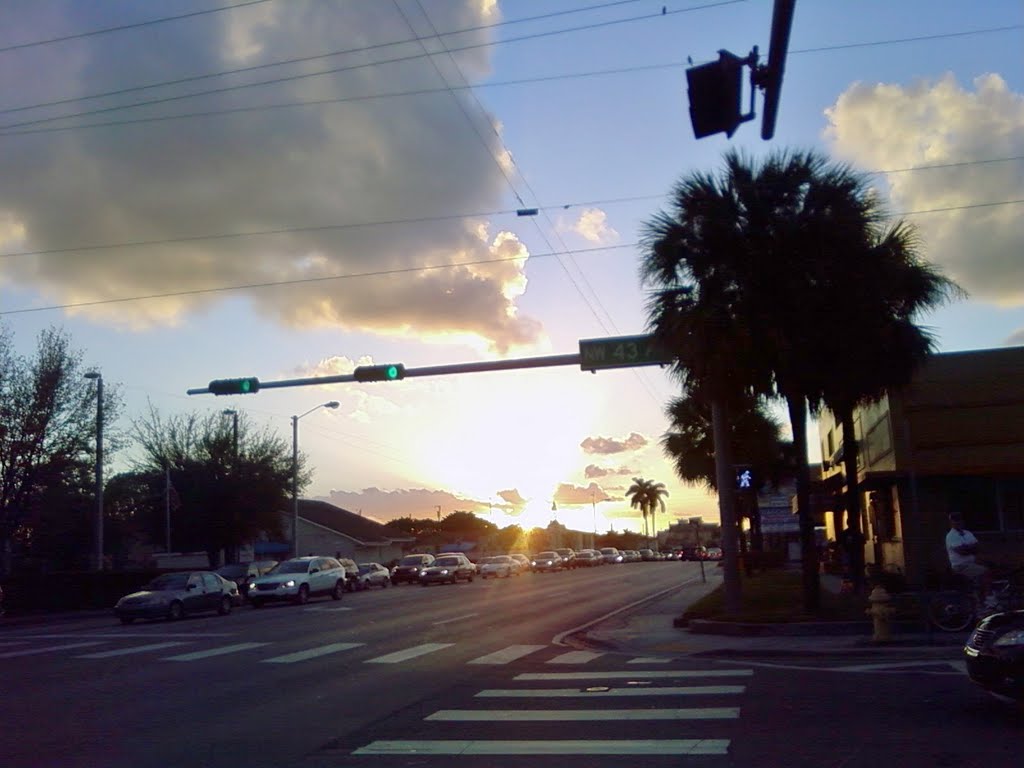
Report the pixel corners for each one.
[386,365,398,379]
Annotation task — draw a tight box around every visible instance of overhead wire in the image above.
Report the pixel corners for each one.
[2,197,1019,318]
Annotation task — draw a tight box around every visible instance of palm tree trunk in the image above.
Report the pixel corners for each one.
[784,391,820,613]
[712,398,742,614]
[840,408,866,592]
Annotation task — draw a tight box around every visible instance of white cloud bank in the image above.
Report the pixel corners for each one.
[824,73,1024,306]
[0,0,540,352]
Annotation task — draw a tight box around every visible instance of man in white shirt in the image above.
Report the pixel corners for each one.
[945,512,992,605]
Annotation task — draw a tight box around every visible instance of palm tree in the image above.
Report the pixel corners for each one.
[627,477,669,549]
[641,148,959,612]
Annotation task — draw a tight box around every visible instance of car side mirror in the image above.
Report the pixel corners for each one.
[310,568,319,574]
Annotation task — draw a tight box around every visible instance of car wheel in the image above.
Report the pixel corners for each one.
[421,581,428,587]
[381,578,389,588]
[467,573,474,583]
[167,601,184,621]
[119,617,134,625]
[295,584,310,605]
[218,596,232,615]
[332,581,345,600]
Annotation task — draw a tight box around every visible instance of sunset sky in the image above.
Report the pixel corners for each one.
[1,0,1021,536]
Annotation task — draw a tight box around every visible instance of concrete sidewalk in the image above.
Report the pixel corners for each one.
[574,571,970,660]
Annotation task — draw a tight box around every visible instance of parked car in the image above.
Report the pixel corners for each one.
[964,608,1024,703]
[680,546,708,561]
[215,560,278,600]
[247,556,347,606]
[420,554,476,585]
[509,553,533,572]
[479,555,518,579]
[391,554,435,584]
[114,571,236,624]
[705,547,723,560]
[555,548,577,568]
[574,549,603,567]
[356,562,391,589]
[532,551,564,572]
[600,547,624,564]
[334,557,360,591]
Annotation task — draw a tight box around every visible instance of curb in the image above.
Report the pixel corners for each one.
[683,618,932,637]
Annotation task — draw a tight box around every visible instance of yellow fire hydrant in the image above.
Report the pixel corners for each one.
[866,585,895,642]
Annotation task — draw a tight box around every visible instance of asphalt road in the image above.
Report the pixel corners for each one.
[3,562,1019,768]
[1,561,709,768]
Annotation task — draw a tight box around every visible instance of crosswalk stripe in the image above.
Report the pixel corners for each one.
[627,656,671,664]
[303,606,352,612]
[162,642,269,661]
[477,685,745,698]
[468,645,547,665]
[352,739,730,755]
[426,708,740,721]
[515,669,753,681]
[0,641,106,658]
[547,650,604,665]
[365,643,453,664]
[261,642,364,664]
[78,642,190,658]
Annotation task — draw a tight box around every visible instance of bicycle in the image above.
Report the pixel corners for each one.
[928,566,1024,632]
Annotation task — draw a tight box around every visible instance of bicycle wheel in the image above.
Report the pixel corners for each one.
[929,591,974,632]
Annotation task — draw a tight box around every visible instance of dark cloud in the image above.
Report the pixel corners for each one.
[580,432,648,455]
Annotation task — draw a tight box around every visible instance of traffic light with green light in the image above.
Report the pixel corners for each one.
[353,364,406,382]
[208,377,261,395]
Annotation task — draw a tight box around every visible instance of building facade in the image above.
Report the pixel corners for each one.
[817,346,1024,586]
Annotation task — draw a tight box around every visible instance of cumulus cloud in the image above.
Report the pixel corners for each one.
[553,482,613,505]
[584,464,634,478]
[498,488,526,506]
[563,207,619,244]
[580,432,648,455]
[0,1,542,351]
[320,486,506,523]
[825,73,1024,305]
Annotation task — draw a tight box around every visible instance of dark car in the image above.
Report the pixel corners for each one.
[555,548,577,568]
[419,554,476,585]
[964,609,1024,703]
[391,554,435,584]
[114,571,236,624]
[215,560,278,600]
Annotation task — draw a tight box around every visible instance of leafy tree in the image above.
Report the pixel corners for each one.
[0,325,121,574]
[131,406,292,566]
[641,148,957,612]
[438,511,497,543]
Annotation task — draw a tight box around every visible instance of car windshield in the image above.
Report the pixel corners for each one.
[270,560,311,574]
[144,574,189,590]
[434,557,460,566]
[477,557,495,565]
[399,556,429,566]
[215,564,246,578]
[491,556,511,563]
[358,565,374,574]
[600,548,617,555]
[537,552,557,558]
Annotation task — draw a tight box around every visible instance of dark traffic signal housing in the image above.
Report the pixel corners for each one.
[208,377,260,395]
[686,50,749,139]
[353,364,406,383]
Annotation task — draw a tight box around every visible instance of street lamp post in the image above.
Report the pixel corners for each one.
[84,371,103,571]
[292,401,339,558]
[222,409,239,458]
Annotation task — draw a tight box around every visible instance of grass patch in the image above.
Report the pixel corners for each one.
[682,568,867,623]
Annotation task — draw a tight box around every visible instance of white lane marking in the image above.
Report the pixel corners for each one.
[547,650,604,665]
[261,643,364,664]
[426,708,740,721]
[476,685,745,698]
[543,590,569,598]
[947,660,967,673]
[303,606,351,612]
[78,642,190,658]
[628,657,671,664]
[836,660,969,673]
[352,739,730,755]
[515,669,753,681]
[0,641,29,647]
[468,645,547,665]
[162,642,269,662]
[365,643,454,664]
[0,641,106,658]
[433,613,478,626]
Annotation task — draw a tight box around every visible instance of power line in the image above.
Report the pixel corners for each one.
[2,20,1016,138]
[2,157,1019,262]
[0,0,650,119]
[2,197,1019,318]
[0,0,279,55]
[0,1,747,133]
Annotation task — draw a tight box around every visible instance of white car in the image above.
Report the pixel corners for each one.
[248,556,347,607]
[478,555,519,579]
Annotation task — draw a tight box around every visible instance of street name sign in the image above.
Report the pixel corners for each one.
[578,334,672,372]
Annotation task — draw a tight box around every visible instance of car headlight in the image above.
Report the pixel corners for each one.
[439,569,449,575]
[248,583,257,591]
[993,629,1024,648]
[282,580,296,588]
